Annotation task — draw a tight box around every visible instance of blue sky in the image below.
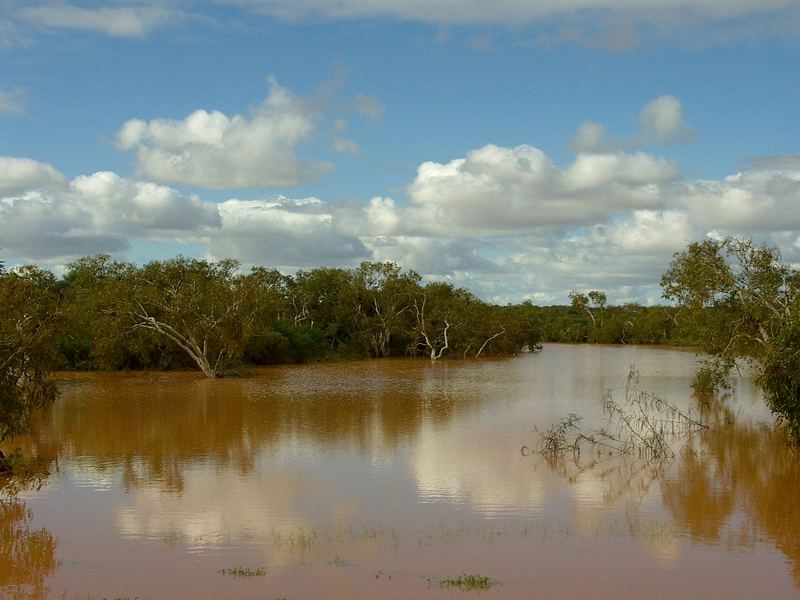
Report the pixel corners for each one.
[1,1,799,304]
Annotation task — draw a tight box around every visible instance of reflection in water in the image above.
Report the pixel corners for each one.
[664,415,800,585]
[16,346,800,598]
[39,361,468,493]
[0,499,58,599]
[540,391,800,586]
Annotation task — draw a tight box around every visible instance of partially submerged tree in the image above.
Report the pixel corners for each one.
[661,237,800,439]
[128,258,253,378]
[0,264,60,469]
[410,285,452,360]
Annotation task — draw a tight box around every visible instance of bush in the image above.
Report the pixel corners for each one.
[758,316,800,442]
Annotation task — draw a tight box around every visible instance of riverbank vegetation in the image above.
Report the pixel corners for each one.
[2,235,799,444]
[661,237,800,440]
[3,255,693,379]
[0,261,60,472]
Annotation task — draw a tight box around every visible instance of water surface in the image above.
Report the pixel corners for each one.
[3,345,799,598]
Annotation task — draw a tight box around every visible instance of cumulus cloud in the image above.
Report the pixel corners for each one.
[572,95,694,152]
[20,4,176,38]
[115,77,382,189]
[0,159,219,261]
[637,95,695,144]
[4,138,800,304]
[364,197,401,235]
[364,144,800,302]
[639,96,682,141]
[69,171,220,233]
[116,77,335,189]
[570,121,614,153]
[677,168,800,234]
[406,144,677,236]
[209,197,368,267]
[0,156,67,195]
[366,235,499,275]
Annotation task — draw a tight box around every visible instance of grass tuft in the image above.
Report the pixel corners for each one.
[439,573,495,591]
[218,566,266,578]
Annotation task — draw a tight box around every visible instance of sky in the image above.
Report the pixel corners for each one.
[1,1,799,305]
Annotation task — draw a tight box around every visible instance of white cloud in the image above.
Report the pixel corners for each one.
[1,188,126,260]
[70,171,220,233]
[0,160,219,261]
[570,121,613,153]
[209,197,368,267]
[364,147,800,302]
[599,210,693,254]
[639,96,682,141]
[364,197,401,235]
[20,4,176,38]
[572,95,694,152]
[677,167,800,233]
[562,152,677,190]
[4,141,800,304]
[637,95,694,144]
[365,235,498,275]
[0,156,67,195]
[116,77,332,189]
[406,144,677,236]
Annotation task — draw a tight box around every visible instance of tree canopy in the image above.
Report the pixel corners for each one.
[0,264,60,454]
[661,237,800,439]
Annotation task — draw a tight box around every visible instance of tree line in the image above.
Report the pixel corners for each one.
[2,235,800,453]
[2,255,694,378]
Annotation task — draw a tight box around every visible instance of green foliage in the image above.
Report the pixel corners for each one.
[3,253,706,386]
[757,314,800,441]
[662,237,800,440]
[0,266,60,446]
[692,356,733,395]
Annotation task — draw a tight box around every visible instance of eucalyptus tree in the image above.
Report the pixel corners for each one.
[410,282,490,359]
[239,266,293,363]
[127,258,253,378]
[662,237,800,438]
[351,261,420,357]
[60,254,139,369]
[0,264,60,464]
[568,289,606,340]
[292,267,361,355]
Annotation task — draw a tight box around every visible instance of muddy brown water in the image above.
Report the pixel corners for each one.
[2,344,799,599]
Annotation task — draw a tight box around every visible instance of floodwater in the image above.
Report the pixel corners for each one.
[2,344,800,599]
